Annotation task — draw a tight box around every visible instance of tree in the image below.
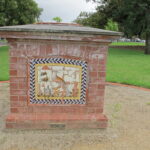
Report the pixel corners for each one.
[74,11,107,29]
[74,1,119,29]
[115,0,150,54]
[52,17,62,23]
[0,0,43,26]
[105,19,119,31]
[86,0,150,54]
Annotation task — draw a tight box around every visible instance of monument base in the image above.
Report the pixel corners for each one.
[6,113,108,129]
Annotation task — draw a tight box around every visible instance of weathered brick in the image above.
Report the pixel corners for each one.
[10,64,18,70]
[10,50,21,57]
[10,70,17,76]
[10,77,27,83]
[90,72,97,77]
[98,72,106,78]
[19,96,27,101]
[10,90,27,96]
[98,84,105,89]
[11,108,19,113]
[10,57,17,63]
[17,57,28,64]
[10,83,18,89]
[46,45,52,54]
[10,96,19,101]
[19,83,27,89]
[6,123,14,128]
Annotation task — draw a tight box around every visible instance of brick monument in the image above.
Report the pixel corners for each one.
[0,23,121,129]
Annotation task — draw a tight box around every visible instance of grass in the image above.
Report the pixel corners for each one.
[146,102,150,105]
[111,42,145,46]
[0,46,9,81]
[0,39,7,42]
[106,48,150,88]
[0,45,150,89]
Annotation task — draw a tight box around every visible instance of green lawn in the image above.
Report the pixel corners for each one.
[106,48,150,88]
[0,46,150,89]
[0,46,9,81]
[111,42,145,46]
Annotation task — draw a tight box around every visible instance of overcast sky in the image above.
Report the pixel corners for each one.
[34,0,96,23]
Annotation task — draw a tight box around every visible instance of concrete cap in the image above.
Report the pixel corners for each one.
[0,23,122,36]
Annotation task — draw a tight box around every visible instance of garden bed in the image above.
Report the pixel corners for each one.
[109,45,145,51]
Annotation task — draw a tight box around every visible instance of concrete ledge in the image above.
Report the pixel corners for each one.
[6,113,108,129]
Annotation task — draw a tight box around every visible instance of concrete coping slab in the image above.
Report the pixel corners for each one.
[0,23,122,36]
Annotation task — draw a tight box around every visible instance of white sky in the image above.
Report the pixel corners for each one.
[34,0,96,23]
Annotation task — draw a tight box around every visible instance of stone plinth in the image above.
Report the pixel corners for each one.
[0,23,121,129]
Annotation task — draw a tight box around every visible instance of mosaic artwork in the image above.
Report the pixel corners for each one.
[29,58,87,104]
[35,64,81,99]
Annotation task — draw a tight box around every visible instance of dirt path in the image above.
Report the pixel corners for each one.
[0,83,150,150]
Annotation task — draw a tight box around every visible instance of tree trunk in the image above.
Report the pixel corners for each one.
[145,33,150,54]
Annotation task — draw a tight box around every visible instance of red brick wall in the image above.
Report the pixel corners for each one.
[9,39,108,114]
[5,32,110,129]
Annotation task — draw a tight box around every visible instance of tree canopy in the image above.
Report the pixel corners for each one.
[104,19,119,31]
[52,17,62,23]
[74,11,107,29]
[75,0,150,54]
[0,0,43,26]
[112,0,150,54]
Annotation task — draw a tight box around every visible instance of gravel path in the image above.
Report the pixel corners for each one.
[0,83,150,150]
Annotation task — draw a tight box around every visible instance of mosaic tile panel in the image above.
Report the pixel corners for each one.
[29,58,87,104]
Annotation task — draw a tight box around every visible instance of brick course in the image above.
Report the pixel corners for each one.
[8,42,107,128]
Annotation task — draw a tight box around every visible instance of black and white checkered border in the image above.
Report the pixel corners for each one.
[29,58,87,105]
